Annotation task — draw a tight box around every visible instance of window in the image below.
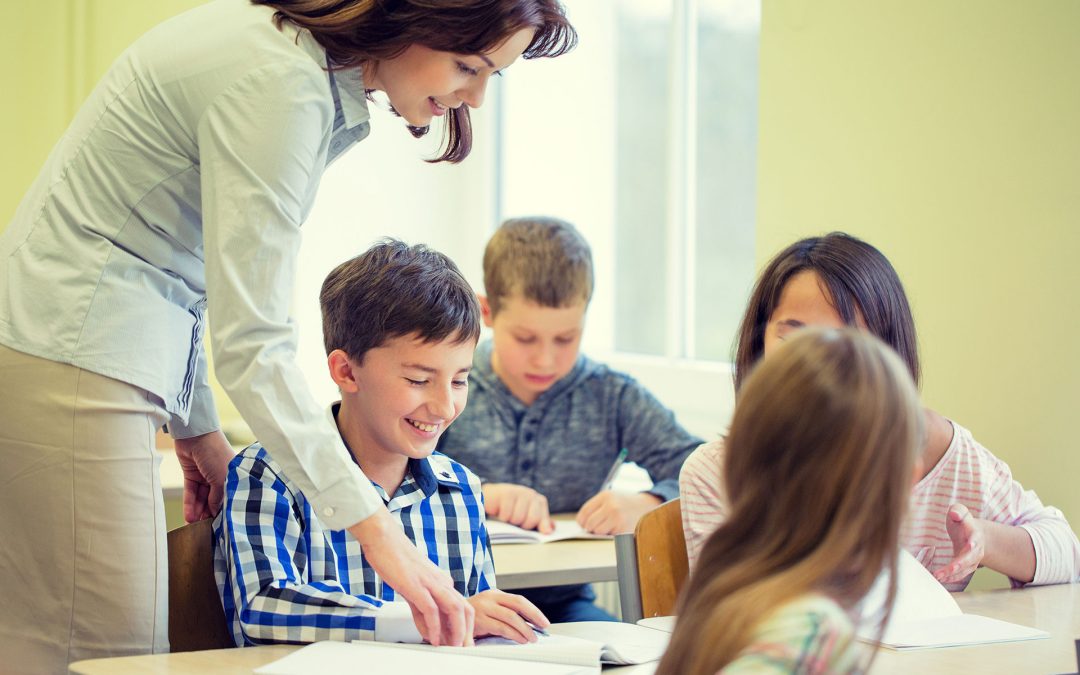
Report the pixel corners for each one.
[499,0,759,363]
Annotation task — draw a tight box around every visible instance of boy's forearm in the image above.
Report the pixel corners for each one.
[980,519,1036,583]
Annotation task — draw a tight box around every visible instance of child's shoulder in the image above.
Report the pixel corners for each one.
[228,441,302,497]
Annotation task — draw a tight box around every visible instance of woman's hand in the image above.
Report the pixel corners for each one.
[173,429,235,522]
[468,590,549,644]
[484,483,555,534]
[349,510,475,647]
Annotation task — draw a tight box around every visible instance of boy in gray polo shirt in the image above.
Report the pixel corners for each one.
[437,216,702,622]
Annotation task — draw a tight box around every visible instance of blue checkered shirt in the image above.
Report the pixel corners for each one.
[213,442,494,645]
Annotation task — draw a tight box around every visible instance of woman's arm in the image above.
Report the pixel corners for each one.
[197,64,470,644]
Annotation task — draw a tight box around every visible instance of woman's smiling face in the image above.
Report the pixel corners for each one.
[366,28,536,127]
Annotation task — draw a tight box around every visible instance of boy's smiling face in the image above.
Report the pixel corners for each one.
[485,294,587,406]
[332,332,475,486]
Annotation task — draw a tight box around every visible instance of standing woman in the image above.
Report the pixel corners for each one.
[0,0,575,671]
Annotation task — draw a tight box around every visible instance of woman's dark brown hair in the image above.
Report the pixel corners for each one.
[252,0,577,163]
[733,232,920,391]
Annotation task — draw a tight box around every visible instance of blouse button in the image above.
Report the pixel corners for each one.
[322,506,335,518]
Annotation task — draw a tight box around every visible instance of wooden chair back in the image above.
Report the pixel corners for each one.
[615,498,689,622]
[167,518,234,652]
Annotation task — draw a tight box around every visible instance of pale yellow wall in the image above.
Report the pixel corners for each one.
[758,0,1080,537]
[2,1,205,225]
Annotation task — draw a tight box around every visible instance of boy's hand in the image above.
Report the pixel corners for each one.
[484,483,555,534]
[933,503,986,584]
[468,590,549,644]
[577,491,661,535]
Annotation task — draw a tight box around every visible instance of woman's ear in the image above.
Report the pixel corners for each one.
[478,294,494,328]
[327,349,360,393]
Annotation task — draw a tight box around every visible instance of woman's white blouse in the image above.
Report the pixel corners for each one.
[0,0,382,527]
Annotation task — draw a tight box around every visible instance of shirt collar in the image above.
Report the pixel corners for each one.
[291,23,370,130]
[329,403,464,508]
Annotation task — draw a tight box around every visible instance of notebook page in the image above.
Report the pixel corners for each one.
[858,549,962,635]
[255,641,591,675]
[876,614,1049,650]
[366,634,603,668]
[636,616,676,633]
[548,621,670,664]
[486,519,611,544]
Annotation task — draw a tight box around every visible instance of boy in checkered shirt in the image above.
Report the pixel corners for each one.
[214,240,547,646]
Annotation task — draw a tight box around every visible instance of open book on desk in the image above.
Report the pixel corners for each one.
[856,550,1049,650]
[373,620,669,669]
[487,519,612,544]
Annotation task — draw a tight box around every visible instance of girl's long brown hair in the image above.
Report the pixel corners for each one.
[252,0,577,163]
[658,329,922,674]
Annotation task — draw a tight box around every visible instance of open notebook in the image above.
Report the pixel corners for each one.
[857,550,1049,650]
[369,621,668,669]
[486,519,611,544]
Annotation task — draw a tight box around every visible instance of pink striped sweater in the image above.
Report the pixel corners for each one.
[680,422,1080,591]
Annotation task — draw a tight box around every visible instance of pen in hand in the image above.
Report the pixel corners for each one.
[599,447,628,492]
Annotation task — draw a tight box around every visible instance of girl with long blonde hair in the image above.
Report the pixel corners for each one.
[658,328,922,674]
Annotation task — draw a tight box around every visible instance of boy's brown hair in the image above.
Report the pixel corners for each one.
[320,239,481,361]
[482,216,594,316]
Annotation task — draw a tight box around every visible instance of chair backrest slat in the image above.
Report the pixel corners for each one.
[167,518,234,652]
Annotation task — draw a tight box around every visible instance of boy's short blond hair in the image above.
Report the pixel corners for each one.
[482,216,594,316]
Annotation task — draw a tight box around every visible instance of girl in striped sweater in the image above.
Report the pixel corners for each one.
[680,233,1080,591]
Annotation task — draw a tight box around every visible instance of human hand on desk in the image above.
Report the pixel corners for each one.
[174,429,235,522]
[483,483,555,534]
[934,503,986,584]
[468,590,549,644]
[577,491,661,535]
[934,502,1037,585]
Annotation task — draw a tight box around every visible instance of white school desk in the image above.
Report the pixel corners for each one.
[160,451,618,590]
[68,645,658,674]
[66,584,1078,674]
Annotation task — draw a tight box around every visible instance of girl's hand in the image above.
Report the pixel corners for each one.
[173,430,235,522]
[933,503,986,584]
[468,590,549,644]
[577,491,661,535]
[484,483,555,534]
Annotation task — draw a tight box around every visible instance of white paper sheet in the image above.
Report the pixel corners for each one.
[254,641,594,675]
[548,620,670,663]
[636,616,676,633]
[486,519,612,544]
[857,550,1049,650]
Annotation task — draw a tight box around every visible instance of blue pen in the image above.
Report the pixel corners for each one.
[600,447,629,492]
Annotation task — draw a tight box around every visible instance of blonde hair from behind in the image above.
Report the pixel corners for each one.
[482,216,593,316]
[658,328,922,675]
